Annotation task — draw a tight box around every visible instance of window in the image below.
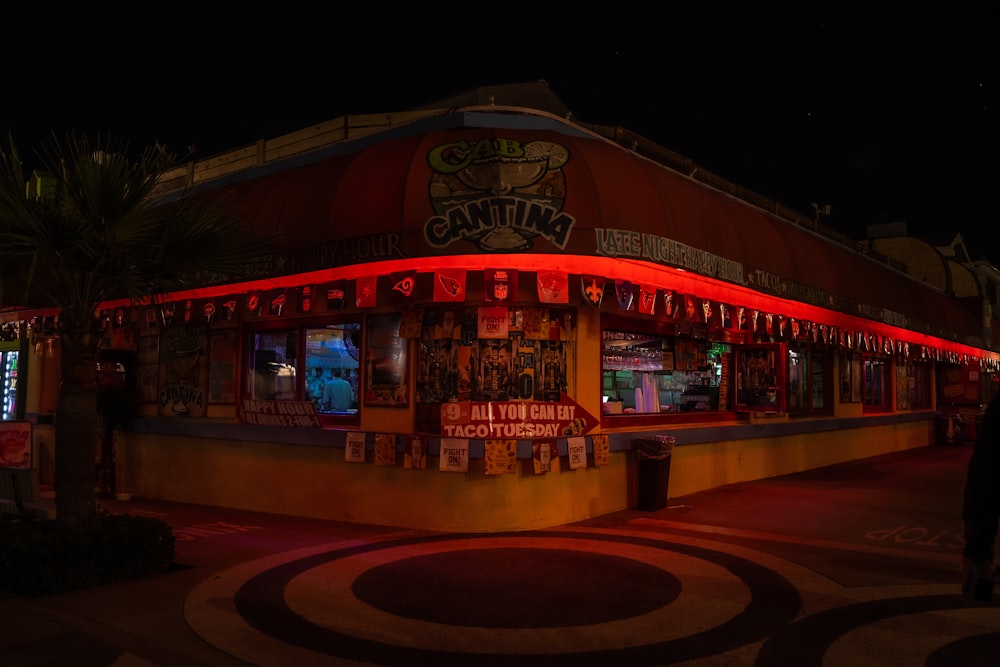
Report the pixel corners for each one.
[244,316,362,424]
[787,346,831,415]
[897,360,931,410]
[863,355,890,411]
[305,324,360,414]
[735,343,785,412]
[603,328,728,415]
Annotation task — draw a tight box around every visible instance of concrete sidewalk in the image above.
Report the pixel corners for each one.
[2,443,996,666]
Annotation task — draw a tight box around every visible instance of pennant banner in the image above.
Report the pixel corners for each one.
[300,285,314,312]
[663,291,679,319]
[434,270,466,302]
[326,281,348,309]
[355,276,377,308]
[221,297,239,321]
[246,291,263,318]
[638,285,657,315]
[484,268,517,303]
[387,271,417,305]
[581,275,605,307]
[268,289,287,316]
[536,270,569,304]
[614,280,635,311]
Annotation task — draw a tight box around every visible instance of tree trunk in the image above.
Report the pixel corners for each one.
[54,338,99,529]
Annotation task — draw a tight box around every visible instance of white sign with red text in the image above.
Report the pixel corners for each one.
[440,393,598,439]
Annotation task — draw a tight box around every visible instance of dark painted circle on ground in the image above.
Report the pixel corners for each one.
[351,546,681,627]
[234,530,802,665]
[926,631,1000,667]
[754,594,985,666]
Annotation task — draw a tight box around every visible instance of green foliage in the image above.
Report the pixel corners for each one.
[0,510,176,596]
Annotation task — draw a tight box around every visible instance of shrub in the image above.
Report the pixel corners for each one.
[0,510,176,596]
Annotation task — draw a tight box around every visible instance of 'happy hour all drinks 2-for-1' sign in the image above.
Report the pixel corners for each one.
[439,394,597,439]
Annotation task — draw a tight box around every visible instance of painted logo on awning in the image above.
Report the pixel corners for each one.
[423,137,576,252]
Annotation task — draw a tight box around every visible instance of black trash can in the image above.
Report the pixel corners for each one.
[635,436,675,511]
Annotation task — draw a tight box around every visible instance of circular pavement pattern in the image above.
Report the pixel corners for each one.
[185,528,999,666]
[227,530,800,665]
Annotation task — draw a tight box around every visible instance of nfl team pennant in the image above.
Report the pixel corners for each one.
[638,285,657,314]
[268,289,287,316]
[536,270,569,304]
[245,291,263,317]
[299,285,314,312]
[615,280,635,311]
[484,268,517,303]
[355,275,378,308]
[387,270,417,304]
[325,281,347,309]
[581,275,605,307]
[663,291,680,318]
[434,269,466,302]
[222,297,239,321]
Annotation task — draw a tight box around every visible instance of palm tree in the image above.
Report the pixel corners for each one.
[0,131,276,529]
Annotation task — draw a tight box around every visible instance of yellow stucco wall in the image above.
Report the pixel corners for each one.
[666,419,933,498]
[117,417,932,532]
[118,432,631,532]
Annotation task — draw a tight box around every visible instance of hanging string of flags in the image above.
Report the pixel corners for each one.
[95,267,997,371]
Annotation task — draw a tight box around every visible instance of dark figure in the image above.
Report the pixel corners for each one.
[961,391,1000,600]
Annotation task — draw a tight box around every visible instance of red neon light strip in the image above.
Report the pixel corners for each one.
[93,253,997,362]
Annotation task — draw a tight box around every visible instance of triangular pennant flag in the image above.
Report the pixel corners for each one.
[326,281,347,309]
[638,285,657,315]
[160,302,176,326]
[663,291,679,318]
[537,270,569,304]
[434,269,466,302]
[387,270,417,304]
[615,280,635,311]
[183,300,193,323]
[581,275,605,307]
[355,276,377,308]
[222,297,239,321]
[268,289,287,316]
[246,291,263,317]
[683,295,700,321]
[299,285,314,312]
[484,268,517,303]
[202,301,216,324]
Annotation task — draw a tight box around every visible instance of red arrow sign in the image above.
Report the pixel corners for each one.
[439,393,599,439]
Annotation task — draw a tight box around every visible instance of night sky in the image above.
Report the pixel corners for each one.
[3,9,994,264]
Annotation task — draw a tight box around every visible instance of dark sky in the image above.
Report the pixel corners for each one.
[3,9,994,264]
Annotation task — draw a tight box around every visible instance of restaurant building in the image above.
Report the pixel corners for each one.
[5,82,998,531]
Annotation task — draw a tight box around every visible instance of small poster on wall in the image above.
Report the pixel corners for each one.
[0,420,31,468]
[439,438,469,472]
[484,439,517,475]
[567,437,587,470]
[405,436,426,470]
[533,441,557,474]
[374,433,396,466]
[158,326,208,417]
[592,435,609,467]
[345,432,366,463]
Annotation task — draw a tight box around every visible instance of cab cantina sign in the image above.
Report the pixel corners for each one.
[423,137,577,252]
